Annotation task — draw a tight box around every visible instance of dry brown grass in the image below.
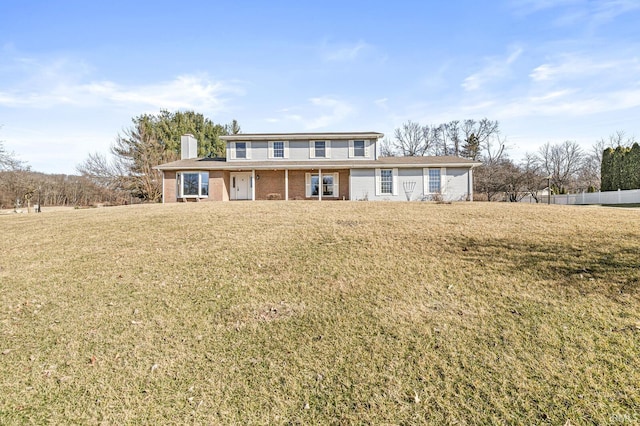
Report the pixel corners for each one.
[1,201,639,424]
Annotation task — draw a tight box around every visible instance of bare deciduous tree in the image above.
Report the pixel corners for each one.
[0,140,25,171]
[76,152,128,192]
[473,134,510,201]
[535,141,585,194]
[393,121,430,156]
[378,137,397,157]
[444,120,461,157]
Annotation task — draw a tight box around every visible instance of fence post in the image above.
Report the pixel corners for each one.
[618,189,621,203]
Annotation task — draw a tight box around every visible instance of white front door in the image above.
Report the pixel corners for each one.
[230,172,251,200]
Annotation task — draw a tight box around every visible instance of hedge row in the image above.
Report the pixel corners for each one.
[601,143,640,191]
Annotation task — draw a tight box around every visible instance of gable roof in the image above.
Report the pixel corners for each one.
[220,132,384,141]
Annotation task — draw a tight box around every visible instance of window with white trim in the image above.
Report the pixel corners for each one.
[177,172,209,197]
[310,140,331,158]
[380,169,393,194]
[273,141,284,158]
[268,141,289,159]
[354,140,365,157]
[375,168,398,196]
[229,141,251,159]
[305,172,339,197]
[236,142,247,159]
[428,168,441,193]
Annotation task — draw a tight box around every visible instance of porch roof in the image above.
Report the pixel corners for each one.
[156,156,481,171]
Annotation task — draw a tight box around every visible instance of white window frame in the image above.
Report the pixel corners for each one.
[349,140,370,158]
[309,140,331,159]
[229,141,252,160]
[375,168,398,196]
[268,141,289,159]
[305,172,340,198]
[423,167,446,194]
[176,172,209,198]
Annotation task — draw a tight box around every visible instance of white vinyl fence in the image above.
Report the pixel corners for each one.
[548,189,640,205]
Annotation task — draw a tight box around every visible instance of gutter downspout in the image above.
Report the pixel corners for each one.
[468,168,474,202]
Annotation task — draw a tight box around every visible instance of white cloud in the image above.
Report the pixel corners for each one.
[488,86,640,119]
[462,46,523,91]
[0,55,242,112]
[592,0,640,23]
[510,0,581,15]
[0,74,242,112]
[272,96,355,130]
[305,96,354,129]
[321,40,370,62]
[510,0,640,27]
[529,56,634,82]
[374,97,389,110]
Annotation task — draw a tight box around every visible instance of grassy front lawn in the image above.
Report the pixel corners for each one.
[1,202,639,424]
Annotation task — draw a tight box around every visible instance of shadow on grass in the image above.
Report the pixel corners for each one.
[458,236,640,299]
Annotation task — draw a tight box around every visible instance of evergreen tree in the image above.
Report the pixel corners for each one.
[78,110,238,201]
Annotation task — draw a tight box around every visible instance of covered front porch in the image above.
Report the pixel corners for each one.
[227,168,350,201]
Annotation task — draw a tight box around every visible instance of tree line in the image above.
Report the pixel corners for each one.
[383,119,627,201]
[1,140,126,209]
[0,113,239,209]
[3,114,637,208]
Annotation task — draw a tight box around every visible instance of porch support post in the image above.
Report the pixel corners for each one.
[318,168,322,201]
[284,169,289,201]
[251,169,256,201]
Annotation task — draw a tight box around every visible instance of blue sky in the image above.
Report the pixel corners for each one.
[1,0,639,174]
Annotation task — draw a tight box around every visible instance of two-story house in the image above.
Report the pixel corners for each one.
[155,132,480,202]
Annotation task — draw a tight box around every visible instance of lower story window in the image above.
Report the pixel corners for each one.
[428,168,441,193]
[306,172,339,197]
[380,169,393,194]
[177,172,209,197]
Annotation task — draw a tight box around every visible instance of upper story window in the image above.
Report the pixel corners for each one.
[236,142,247,159]
[268,141,289,159]
[229,142,251,160]
[310,140,331,158]
[273,141,284,157]
[349,140,370,158]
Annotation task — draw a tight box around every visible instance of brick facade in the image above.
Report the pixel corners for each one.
[164,169,351,202]
[286,169,350,200]
[210,171,229,201]
[255,170,286,200]
[163,171,176,201]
